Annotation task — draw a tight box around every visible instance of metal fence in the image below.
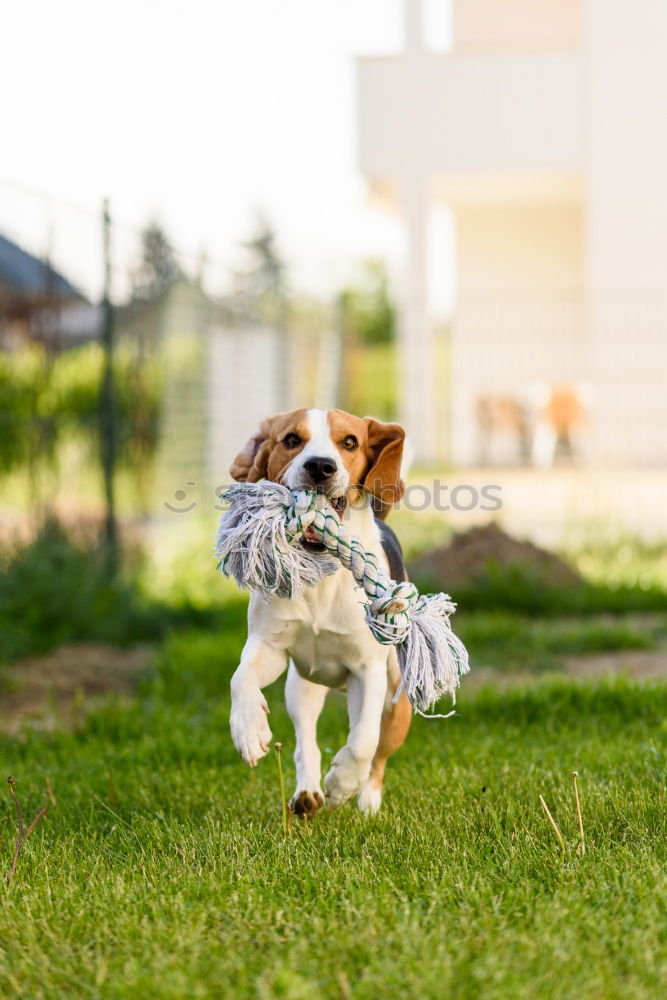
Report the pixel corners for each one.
[0,184,341,556]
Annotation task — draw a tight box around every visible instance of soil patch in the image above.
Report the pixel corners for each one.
[409,522,582,589]
[466,647,667,691]
[1,643,154,732]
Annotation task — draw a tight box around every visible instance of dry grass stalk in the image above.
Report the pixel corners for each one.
[539,793,566,853]
[274,743,288,835]
[45,777,56,805]
[26,806,49,839]
[571,771,585,856]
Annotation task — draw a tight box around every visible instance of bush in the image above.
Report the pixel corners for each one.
[0,518,218,663]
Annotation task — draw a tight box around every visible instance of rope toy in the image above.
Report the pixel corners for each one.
[215,481,469,716]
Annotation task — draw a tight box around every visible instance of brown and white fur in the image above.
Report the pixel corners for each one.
[228,408,412,816]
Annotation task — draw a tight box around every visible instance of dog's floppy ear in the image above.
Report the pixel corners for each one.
[362,417,405,508]
[229,419,272,482]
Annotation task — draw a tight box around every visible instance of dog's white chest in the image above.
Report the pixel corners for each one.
[246,503,389,689]
[289,630,355,687]
[282,571,384,687]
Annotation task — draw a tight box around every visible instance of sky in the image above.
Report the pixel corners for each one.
[0,0,411,300]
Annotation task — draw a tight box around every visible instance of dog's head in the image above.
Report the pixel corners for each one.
[230,408,405,518]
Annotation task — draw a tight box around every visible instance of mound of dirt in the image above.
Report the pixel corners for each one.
[409,522,583,590]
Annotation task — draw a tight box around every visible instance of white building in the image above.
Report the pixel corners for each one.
[357,0,667,466]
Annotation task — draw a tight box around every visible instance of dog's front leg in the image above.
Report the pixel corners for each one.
[324,660,387,807]
[230,636,287,766]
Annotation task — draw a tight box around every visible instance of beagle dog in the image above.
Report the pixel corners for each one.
[228,408,412,816]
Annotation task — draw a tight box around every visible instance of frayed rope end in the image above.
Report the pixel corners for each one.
[214,481,337,599]
[394,594,470,715]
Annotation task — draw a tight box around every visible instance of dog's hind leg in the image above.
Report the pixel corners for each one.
[285,662,328,818]
[357,674,412,815]
[324,659,388,808]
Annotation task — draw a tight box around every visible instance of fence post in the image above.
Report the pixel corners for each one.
[100,198,118,569]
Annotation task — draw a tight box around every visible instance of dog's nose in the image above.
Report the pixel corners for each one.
[303,457,337,483]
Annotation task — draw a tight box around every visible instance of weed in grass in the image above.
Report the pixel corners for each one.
[5,776,49,887]
[5,777,22,887]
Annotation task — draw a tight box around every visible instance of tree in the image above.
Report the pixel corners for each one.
[130,222,182,302]
[337,259,395,345]
[230,213,287,321]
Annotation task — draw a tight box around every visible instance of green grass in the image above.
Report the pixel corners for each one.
[2,621,667,999]
[457,610,661,672]
[567,533,667,591]
[412,559,667,617]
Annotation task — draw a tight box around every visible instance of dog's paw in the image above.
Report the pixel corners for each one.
[230,689,272,766]
[357,780,382,815]
[324,747,371,808]
[289,789,324,819]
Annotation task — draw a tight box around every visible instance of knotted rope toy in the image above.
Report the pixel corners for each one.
[215,481,469,716]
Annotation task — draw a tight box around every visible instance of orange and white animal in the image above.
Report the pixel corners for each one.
[228,408,412,816]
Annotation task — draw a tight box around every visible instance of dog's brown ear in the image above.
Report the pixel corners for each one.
[229,419,272,482]
[362,417,405,510]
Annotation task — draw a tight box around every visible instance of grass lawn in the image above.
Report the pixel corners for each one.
[456,610,664,672]
[1,608,667,999]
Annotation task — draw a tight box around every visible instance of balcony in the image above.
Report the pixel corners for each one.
[357,49,585,181]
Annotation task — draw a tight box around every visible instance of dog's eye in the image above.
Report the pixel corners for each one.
[341,435,358,451]
[283,433,301,449]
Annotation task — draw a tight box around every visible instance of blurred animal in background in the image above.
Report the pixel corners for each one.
[529,382,592,469]
[476,383,591,467]
[476,394,531,466]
